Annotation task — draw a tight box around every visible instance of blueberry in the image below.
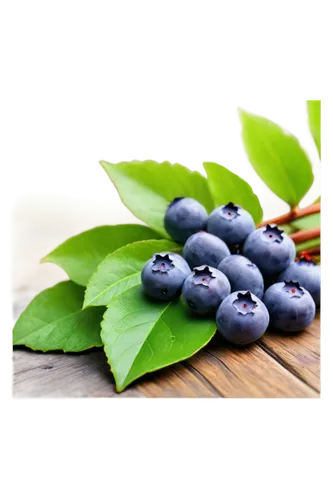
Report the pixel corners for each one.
[218,255,264,299]
[277,257,321,307]
[164,197,208,243]
[141,252,191,300]
[263,281,315,332]
[207,202,255,245]
[216,290,269,345]
[242,224,296,276]
[182,265,231,315]
[182,231,230,269]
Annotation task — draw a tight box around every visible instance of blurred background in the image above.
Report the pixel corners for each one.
[9,193,138,301]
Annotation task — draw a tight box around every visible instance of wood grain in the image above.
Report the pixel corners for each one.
[12,200,321,398]
[13,282,320,398]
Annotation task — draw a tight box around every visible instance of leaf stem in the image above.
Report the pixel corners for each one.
[257,203,320,228]
[298,246,320,257]
[290,227,320,244]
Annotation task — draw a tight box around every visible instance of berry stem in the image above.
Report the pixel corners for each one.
[289,227,320,244]
[295,236,321,253]
[257,203,320,228]
[298,246,321,257]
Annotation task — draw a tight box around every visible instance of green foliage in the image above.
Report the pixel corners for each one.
[101,285,216,391]
[100,160,214,237]
[291,212,320,231]
[202,160,263,223]
[41,225,160,286]
[13,282,104,352]
[84,239,181,309]
[237,107,314,207]
[296,236,324,252]
[305,97,324,161]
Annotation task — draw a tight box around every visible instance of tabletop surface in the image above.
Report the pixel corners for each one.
[10,197,322,400]
[12,311,320,398]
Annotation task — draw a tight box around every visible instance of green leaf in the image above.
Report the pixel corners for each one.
[84,239,181,308]
[296,237,321,253]
[307,100,321,158]
[101,285,216,391]
[239,109,314,208]
[313,196,320,204]
[41,224,161,286]
[100,160,215,237]
[13,281,104,352]
[291,212,320,231]
[299,144,322,207]
[279,224,294,235]
[203,161,263,223]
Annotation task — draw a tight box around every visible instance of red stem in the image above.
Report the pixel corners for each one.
[289,227,321,244]
[298,246,320,257]
[257,203,320,228]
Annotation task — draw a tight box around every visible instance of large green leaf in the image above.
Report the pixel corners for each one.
[101,285,216,391]
[239,109,314,208]
[41,224,161,286]
[307,100,321,158]
[13,281,104,352]
[100,160,215,237]
[203,161,263,223]
[84,239,181,309]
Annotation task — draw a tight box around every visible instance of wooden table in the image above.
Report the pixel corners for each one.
[11,196,322,400]
[12,198,320,398]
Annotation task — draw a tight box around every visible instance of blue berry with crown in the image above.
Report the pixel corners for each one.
[216,290,269,345]
[207,202,255,245]
[277,257,321,307]
[264,280,315,332]
[182,265,230,315]
[243,224,296,276]
[141,252,191,300]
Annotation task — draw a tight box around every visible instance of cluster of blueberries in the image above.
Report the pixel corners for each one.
[141,197,321,345]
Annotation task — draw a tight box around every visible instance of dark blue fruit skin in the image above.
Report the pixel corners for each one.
[182,265,231,315]
[206,203,255,245]
[242,225,296,276]
[141,252,191,300]
[164,197,208,243]
[277,260,321,307]
[218,255,264,299]
[182,231,230,269]
[216,290,269,345]
[264,281,315,332]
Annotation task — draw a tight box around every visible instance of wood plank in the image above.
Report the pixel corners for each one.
[13,347,222,398]
[13,349,142,398]
[185,337,319,398]
[13,331,319,398]
[258,314,320,392]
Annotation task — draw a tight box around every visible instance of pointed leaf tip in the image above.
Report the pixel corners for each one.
[101,285,216,391]
[239,109,313,207]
